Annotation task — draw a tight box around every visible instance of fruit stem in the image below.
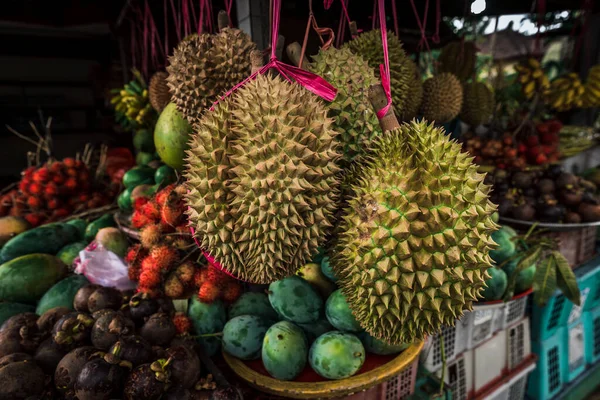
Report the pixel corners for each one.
[439,335,446,394]
[218,10,230,31]
[367,84,400,132]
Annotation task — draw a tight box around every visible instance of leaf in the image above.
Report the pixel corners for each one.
[553,251,581,306]
[533,256,557,307]
[522,222,539,241]
[503,247,541,302]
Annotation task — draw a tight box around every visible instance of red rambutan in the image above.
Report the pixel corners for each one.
[161,203,184,227]
[52,174,66,185]
[66,168,78,177]
[22,166,36,178]
[128,264,141,281]
[18,179,30,193]
[74,160,84,169]
[63,157,76,168]
[175,262,196,284]
[24,213,42,227]
[26,196,42,210]
[49,162,63,174]
[131,209,151,229]
[141,255,161,273]
[133,197,149,211]
[150,245,179,270]
[28,183,42,195]
[53,208,70,219]
[141,201,161,222]
[207,265,230,288]
[32,168,49,183]
[194,268,209,287]
[44,182,59,196]
[164,274,185,298]
[198,281,221,303]
[172,312,192,334]
[139,268,162,288]
[155,184,176,208]
[47,198,61,210]
[222,281,242,303]
[125,244,148,267]
[65,178,78,191]
[140,224,162,249]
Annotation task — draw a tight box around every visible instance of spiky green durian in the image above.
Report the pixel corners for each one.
[421,73,463,123]
[166,27,257,126]
[343,30,419,122]
[438,41,477,82]
[334,114,498,345]
[308,47,381,165]
[460,82,495,127]
[399,58,423,121]
[185,74,340,284]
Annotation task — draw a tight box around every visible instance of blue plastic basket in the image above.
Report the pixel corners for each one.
[583,305,600,365]
[527,327,567,399]
[531,293,570,341]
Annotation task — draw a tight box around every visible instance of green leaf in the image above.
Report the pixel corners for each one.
[533,256,557,307]
[503,247,541,302]
[523,222,539,241]
[553,251,581,306]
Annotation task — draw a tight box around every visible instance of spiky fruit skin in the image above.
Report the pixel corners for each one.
[343,30,419,121]
[460,82,495,127]
[166,29,257,126]
[437,41,477,82]
[149,246,179,271]
[149,72,171,113]
[399,59,423,121]
[308,47,380,165]
[140,224,162,249]
[198,281,220,303]
[185,74,340,284]
[421,73,463,123]
[172,313,192,334]
[333,120,498,345]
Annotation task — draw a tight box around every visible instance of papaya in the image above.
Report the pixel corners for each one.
[0,223,80,263]
[122,166,155,189]
[84,214,116,242]
[0,303,36,326]
[0,217,30,249]
[154,103,192,170]
[36,274,89,315]
[0,254,67,304]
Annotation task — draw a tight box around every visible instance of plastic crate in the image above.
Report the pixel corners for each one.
[506,317,531,371]
[411,367,454,400]
[527,327,567,399]
[473,356,536,400]
[421,323,465,372]
[579,259,600,312]
[565,321,586,383]
[434,350,474,400]
[531,292,570,341]
[491,290,530,333]
[583,305,600,364]
[462,302,503,349]
[547,227,597,268]
[473,329,507,395]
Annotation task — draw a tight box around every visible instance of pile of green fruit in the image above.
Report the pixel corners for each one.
[220,253,411,382]
[117,164,177,214]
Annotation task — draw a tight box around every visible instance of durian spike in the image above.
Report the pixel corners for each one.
[218,10,230,31]
[286,42,305,69]
[250,50,264,74]
[349,21,358,37]
[368,84,400,132]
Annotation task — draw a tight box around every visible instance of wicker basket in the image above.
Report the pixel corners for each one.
[224,341,423,399]
[547,226,596,268]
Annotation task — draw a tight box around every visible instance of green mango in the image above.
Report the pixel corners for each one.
[222,315,269,360]
[122,166,155,189]
[268,276,322,324]
[56,241,87,266]
[489,226,517,265]
[154,165,177,185]
[36,274,89,315]
[309,331,365,379]
[360,332,409,355]
[133,129,155,153]
[118,188,134,212]
[188,297,227,357]
[481,268,508,301]
[325,289,362,332]
[154,103,192,170]
[262,321,308,380]
[228,292,279,322]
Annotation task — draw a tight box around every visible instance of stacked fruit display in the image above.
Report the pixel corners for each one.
[221,255,411,382]
[117,164,177,214]
[462,134,525,169]
[0,158,117,227]
[489,165,600,223]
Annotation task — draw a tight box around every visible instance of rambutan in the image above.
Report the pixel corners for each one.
[125,244,148,267]
[66,168,78,177]
[49,162,63,174]
[47,198,61,210]
[140,224,162,248]
[164,274,185,298]
[172,313,192,335]
[32,168,49,183]
[141,201,161,222]
[155,184,176,208]
[52,174,65,185]
[78,170,90,182]
[26,196,42,209]
[18,179,30,193]
[139,268,162,288]
[24,213,42,227]
[63,157,76,168]
[175,262,196,284]
[150,245,179,270]
[161,203,184,227]
[128,264,141,281]
[28,183,42,195]
[222,281,242,303]
[207,265,230,288]
[44,182,59,196]
[194,268,209,287]
[198,281,221,303]
[169,237,189,250]
[23,166,36,178]
[133,197,149,211]
[65,178,78,191]
[53,208,70,219]
[131,209,151,229]
[137,285,160,297]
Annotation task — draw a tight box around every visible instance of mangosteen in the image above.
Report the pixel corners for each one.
[157,297,176,316]
[545,164,564,179]
[582,192,600,205]
[537,179,555,194]
[109,335,153,367]
[494,169,508,182]
[52,312,94,351]
[0,353,32,367]
[0,359,46,399]
[129,293,160,323]
[497,199,513,216]
[560,190,584,207]
[74,345,132,400]
[565,212,582,224]
[556,173,579,190]
[37,307,71,335]
[0,314,40,357]
[164,385,191,400]
[512,204,536,221]
[522,187,537,198]
[54,346,96,398]
[511,172,533,189]
[153,345,169,360]
[74,285,100,312]
[170,334,198,352]
[210,387,244,400]
[578,203,600,222]
[123,360,170,400]
[140,313,176,346]
[87,287,123,313]
[34,337,67,374]
[166,345,201,389]
[538,206,565,223]
[91,311,135,350]
[0,313,38,333]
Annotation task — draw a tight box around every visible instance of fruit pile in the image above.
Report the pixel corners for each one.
[0,283,225,399]
[520,119,562,165]
[0,158,117,227]
[221,253,411,382]
[462,134,525,169]
[489,165,600,223]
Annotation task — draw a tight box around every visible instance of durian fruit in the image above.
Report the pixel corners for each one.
[582,65,600,107]
[399,58,423,121]
[514,58,549,100]
[333,84,498,345]
[437,41,477,82]
[167,12,257,126]
[149,72,171,113]
[420,73,463,123]
[343,30,420,122]
[185,74,340,284]
[544,73,585,111]
[307,46,381,165]
[460,82,495,127]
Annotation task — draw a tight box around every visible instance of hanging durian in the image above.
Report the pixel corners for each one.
[399,58,423,121]
[460,82,495,126]
[167,11,257,126]
[343,29,420,122]
[437,41,477,82]
[544,73,585,111]
[185,72,340,284]
[333,84,498,345]
[420,73,463,123]
[149,71,171,113]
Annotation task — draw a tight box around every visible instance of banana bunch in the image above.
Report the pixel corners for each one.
[514,58,549,99]
[110,69,156,131]
[559,125,597,157]
[544,73,585,112]
[583,65,600,107]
